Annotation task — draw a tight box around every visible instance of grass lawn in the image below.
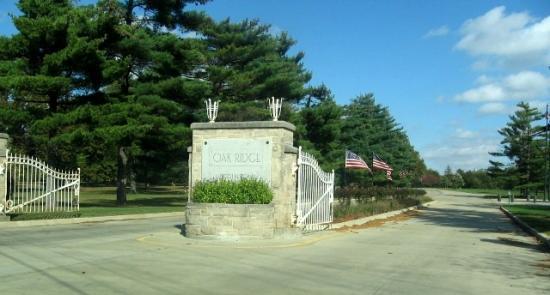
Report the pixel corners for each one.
[450,188,513,196]
[9,186,187,221]
[79,186,186,217]
[448,188,545,199]
[504,205,550,236]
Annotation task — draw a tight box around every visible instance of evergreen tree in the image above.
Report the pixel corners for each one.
[79,0,210,204]
[0,0,104,160]
[459,169,495,189]
[339,94,425,186]
[0,0,428,202]
[200,19,311,103]
[491,102,545,197]
[3,0,211,205]
[295,98,343,171]
[440,165,453,188]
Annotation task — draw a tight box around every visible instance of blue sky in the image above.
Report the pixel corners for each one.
[1,0,549,172]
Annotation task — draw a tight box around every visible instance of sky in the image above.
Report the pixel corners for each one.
[0,0,549,172]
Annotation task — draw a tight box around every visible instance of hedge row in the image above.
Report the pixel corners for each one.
[335,186,426,200]
[192,179,273,204]
[333,196,433,221]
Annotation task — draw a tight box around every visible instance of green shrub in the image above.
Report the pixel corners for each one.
[335,186,426,201]
[192,179,273,204]
[333,195,433,221]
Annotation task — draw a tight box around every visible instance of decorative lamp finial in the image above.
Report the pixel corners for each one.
[268,97,283,121]
[205,98,219,123]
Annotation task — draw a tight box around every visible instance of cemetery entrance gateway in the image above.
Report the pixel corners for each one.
[296,147,335,231]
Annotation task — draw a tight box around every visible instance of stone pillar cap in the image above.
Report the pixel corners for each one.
[0,133,8,139]
[191,121,295,132]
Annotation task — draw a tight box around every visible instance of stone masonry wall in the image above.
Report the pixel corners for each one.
[189,121,298,230]
[185,203,275,239]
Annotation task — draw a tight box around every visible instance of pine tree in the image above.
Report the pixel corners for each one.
[295,98,343,171]
[81,0,210,204]
[491,102,545,197]
[339,94,425,186]
[200,19,311,103]
[0,0,104,160]
[5,0,211,205]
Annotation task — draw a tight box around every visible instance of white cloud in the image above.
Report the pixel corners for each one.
[478,102,512,115]
[456,84,505,103]
[455,71,550,103]
[477,100,549,116]
[422,134,500,172]
[475,75,493,85]
[471,60,490,71]
[456,6,550,68]
[455,128,477,139]
[423,25,450,38]
[503,71,549,97]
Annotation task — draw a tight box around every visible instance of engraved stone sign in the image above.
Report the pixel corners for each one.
[201,138,272,183]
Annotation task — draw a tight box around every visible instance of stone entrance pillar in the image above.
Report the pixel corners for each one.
[188,121,298,233]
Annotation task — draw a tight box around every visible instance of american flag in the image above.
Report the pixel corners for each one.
[385,170,393,181]
[345,150,371,171]
[373,154,393,180]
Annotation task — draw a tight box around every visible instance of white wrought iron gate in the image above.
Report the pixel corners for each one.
[1,151,80,215]
[296,147,335,231]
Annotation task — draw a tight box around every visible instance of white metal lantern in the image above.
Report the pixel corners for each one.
[205,98,219,123]
[268,97,283,121]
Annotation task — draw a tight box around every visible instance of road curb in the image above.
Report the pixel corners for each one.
[500,206,550,250]
[330,200,436,229]
[0,211,185,228]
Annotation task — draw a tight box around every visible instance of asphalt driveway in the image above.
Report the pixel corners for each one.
[1,189,549,294]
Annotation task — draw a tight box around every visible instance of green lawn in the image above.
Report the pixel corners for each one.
[448,188,545,199]
[9,186,187,221]
[450,188,513,196]
[79,186,187,217]
[504,205,550,235]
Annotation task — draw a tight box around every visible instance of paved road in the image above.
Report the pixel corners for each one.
[1,189,549,294]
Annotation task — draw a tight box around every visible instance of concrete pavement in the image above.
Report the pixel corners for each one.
[0,212,185,228]
[1,189,549,294]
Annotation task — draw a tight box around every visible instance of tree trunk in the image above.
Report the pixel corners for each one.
[526,128,531,199]
[48,93,58,113]
[117,146,128,206]
[125,0,134,25]
[129,159,137,194]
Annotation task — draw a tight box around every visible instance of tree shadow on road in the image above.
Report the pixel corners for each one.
[480,237,546,252]
[416,206,514,233]
[415,204,548,253]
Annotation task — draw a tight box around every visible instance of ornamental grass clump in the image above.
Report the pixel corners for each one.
[192,179,273,204]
